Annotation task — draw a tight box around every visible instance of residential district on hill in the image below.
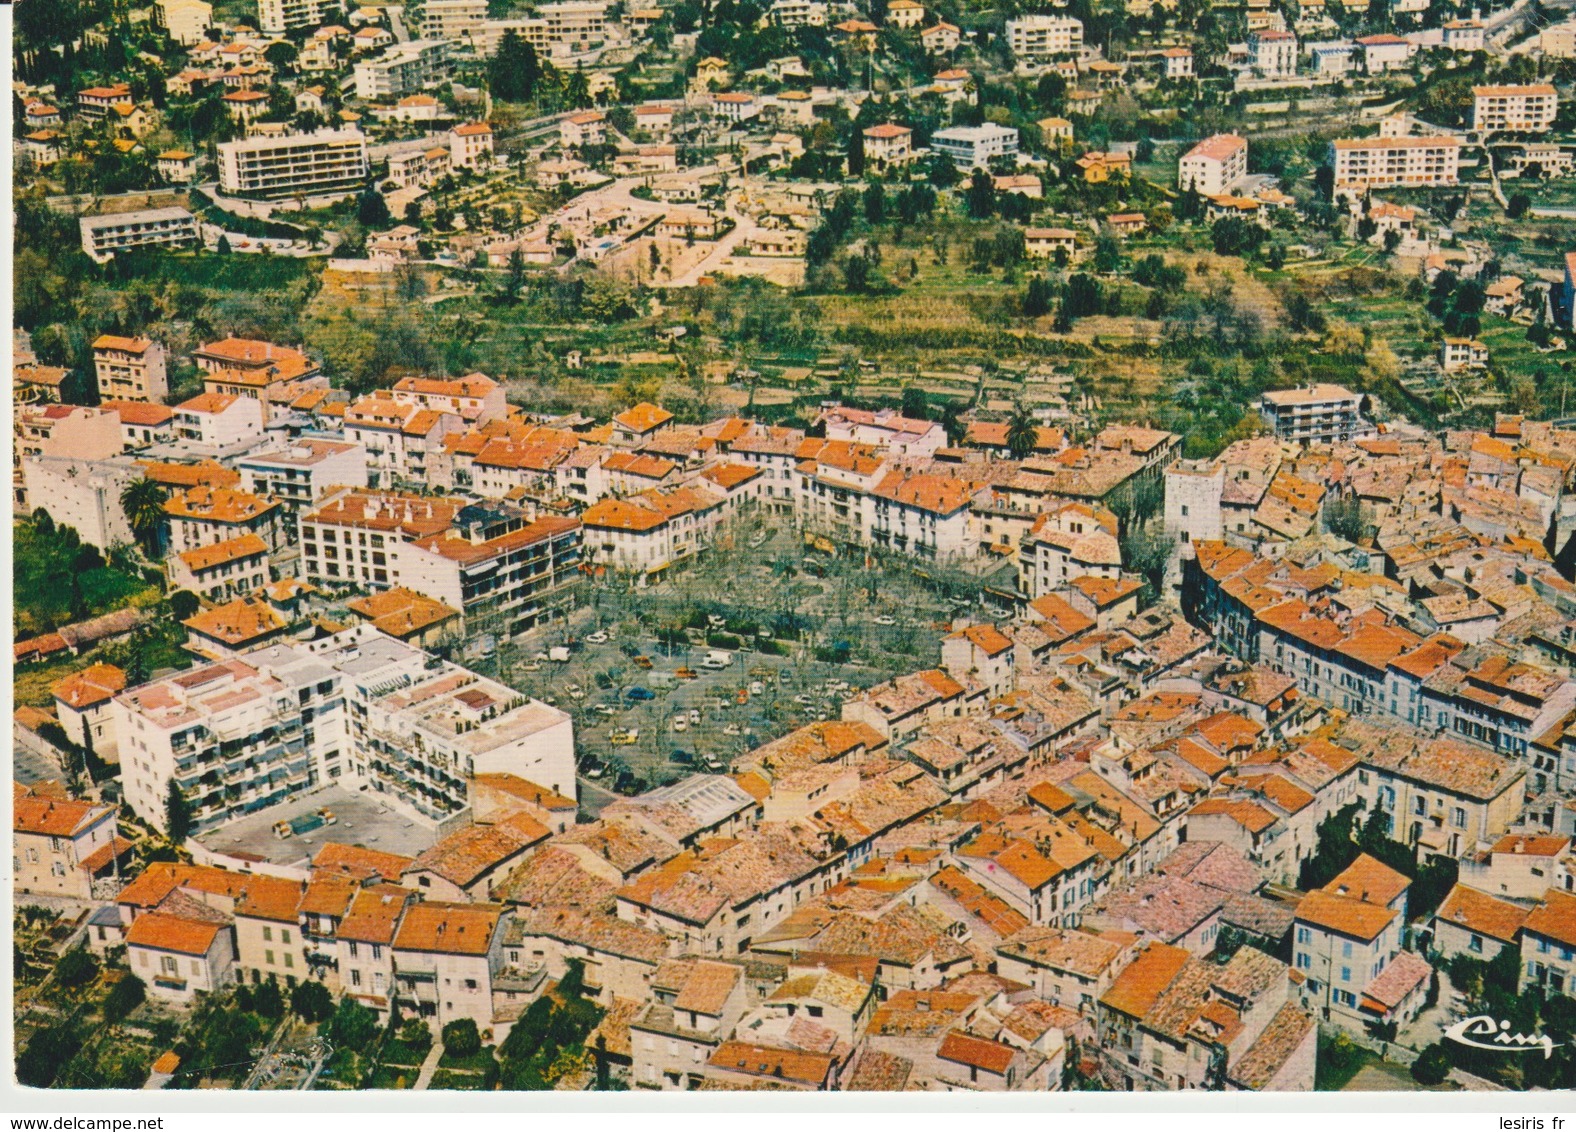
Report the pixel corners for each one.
[10,0,1576,1100]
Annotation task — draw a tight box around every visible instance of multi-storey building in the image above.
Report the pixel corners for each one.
[354,40,454,102]
[421,0,489,45]
[1250,30,1298,76]
[930,124,1020,170]
[1258,384,1375,445]
[1329,136,1461,190]
[14,787,126,900]
[1472,84,1558,133]
[257,0,342,33]
[237,439,368,513]
[92,335,169,402]
[155,0,213,45]
[1178,134,1249,196]
[218,129,370,200]
[1005,15,1084,60]
[79,208,200,262]
[112,624,577,835]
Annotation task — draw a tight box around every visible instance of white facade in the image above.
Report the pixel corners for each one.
[1006,15,1084,60]
[931,124,1020,170]
[1178,134,1249,196]
[257,0,342,32]
[79,207,199,262]
[112,625,577,836]
[1472,85,1558,133]
[354,40,454,102]
[20,457,140,549]
[218,129,370,200]
[1330,136,1460,190]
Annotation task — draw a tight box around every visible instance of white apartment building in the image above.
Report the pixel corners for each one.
[931,123,1020,170]
[19,457,140,549]
[92,335,169,402]
[174,391,267,449]
[257,0,342,32]
[1178,133,1249,196]
[770,0,828,27]
[1005,15,1084,60]
[300,491,583,638]
[422,0,489,45]
[218,129,369,199]
[1472,84,1558,134]
[1330,136,1460,190]
[354,40,454,102]
[482,2,609,56]
[1250,30,1298,77]
[1164,459,1225,548]
[155,0,212,46]
[1258,384,1375,445]
[237,438,369,512]
[342,394,465,487]
[114,625,577,835]
[79,207,199,262]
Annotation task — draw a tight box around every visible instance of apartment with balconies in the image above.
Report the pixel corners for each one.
[112,624,577,836]
[1472,84,1558,133]
[218,128,369,200]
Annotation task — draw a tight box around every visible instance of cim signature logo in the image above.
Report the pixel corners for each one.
[1443,1014,1561,1059]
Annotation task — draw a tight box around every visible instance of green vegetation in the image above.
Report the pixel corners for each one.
[14,514,159,637]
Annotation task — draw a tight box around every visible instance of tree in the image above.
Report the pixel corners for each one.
[120,478,167,556]
[165,781,193,843]
[846,127,865,177]
[1006,404,1039,460]
[443,1018,482,1057]
[56,947,99,989]
[1023,274,1055,318]
[357,188,391,229]
[292,979,334,1022]
[103,974,146,1022]
[1324,494,1369,543]
[17,1025,81,1087]
[1412,1042,1452,1086]
[964,169,995,219]
[1507,192,1531,219]
[325,996,379,1048]
[558,957,587,1000]
[216,233,232,255]
[863,180,885,225]
[169,589,200,620]
[901,385,928,420]
[489,31,541,102]
[1122,525,1176,602]
[253,977,285,1019]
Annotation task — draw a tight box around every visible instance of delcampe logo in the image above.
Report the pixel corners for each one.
[1443,1014,1562,1059]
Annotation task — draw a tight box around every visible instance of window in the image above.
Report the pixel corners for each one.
[1342,940,1353,958]
[282,930,291,944]
[284,953,294,969]
[1469,934,1483,954]
[351,970,362,987]
[1296,926,1311,944]
[263,926,273,942]
[1296,953,1310,970]
[1340,967,1351,983]
[1452,807,1466,828]
[266,950,275,965]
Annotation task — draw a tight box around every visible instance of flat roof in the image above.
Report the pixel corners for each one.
[192,783,442,869]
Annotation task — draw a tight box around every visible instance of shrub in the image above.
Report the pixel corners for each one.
[55,947,99,989]
[399,1017,433,1049]
[1412,1042,1452,1086]
[103,974,146,1022]
[291,978,334,1022]
[442,1018,481,1058]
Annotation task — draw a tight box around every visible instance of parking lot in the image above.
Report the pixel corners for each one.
[472,523,1014,812]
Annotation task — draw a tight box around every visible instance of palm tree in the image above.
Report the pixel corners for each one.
[1006,404,1039,461]
[120,478,167,557]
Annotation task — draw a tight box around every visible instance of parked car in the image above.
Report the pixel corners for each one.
[626,686,655,701]
[586,631,609,644]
